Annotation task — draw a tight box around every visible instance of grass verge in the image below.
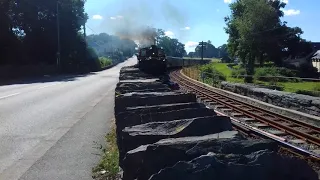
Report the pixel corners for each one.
[92,120,120,180]
[185,62,320,97]
[182,57,221,62]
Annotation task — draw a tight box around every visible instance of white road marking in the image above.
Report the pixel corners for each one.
[0,83,61,100]
[0,93,21,100]
[37,83,61,90]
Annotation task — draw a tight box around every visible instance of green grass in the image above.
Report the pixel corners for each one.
[281,82,320,93]
[183,57,221,62]
[211,62,232,76]
[194,62,320,96]
[206,62,244,83]
[92,122,119,180]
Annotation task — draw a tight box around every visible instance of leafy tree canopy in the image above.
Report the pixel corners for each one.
[224,0,313,81]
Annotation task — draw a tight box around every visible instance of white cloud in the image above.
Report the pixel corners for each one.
[110,15,123,20]
[271,0,288,4]
[283,9,300,16]
[180,27,191,30]
[185,41,199,48]
[165,31,174,38]
[92,15,103,20]
[224,0,232,4]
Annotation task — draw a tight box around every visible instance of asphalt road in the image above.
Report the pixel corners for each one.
[0,57,136,180]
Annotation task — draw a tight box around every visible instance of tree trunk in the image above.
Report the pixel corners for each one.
[259,52,264,67]
[245,53,254,83]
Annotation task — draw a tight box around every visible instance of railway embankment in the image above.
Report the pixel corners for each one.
[220,81,320,117]
[113,66,318,180]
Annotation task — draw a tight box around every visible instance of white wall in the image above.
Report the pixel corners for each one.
[312,60,320,72]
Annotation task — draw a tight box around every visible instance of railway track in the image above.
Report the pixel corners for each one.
[170,69,320,161]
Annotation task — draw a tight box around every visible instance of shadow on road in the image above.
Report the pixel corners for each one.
[0,72,98,86]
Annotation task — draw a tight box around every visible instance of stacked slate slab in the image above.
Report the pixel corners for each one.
[114,66,318,180]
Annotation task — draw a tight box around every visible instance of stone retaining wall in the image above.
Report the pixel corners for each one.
[113,66,318,180]
[220,82,320,117]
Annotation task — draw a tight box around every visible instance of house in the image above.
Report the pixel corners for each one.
[312,42,320,50]
[311,42,320,72]
[284,42,320,68]
[312,50,320,72]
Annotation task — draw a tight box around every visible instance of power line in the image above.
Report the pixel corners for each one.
[85,25,96,34]
[85,25,106,48]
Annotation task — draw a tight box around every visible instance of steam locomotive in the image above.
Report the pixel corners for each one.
[137,45,167,74]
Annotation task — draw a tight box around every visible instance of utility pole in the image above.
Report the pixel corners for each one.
[56,0,61,70]
[201,41,204,61]
[199,41,205,60]
[83,23,87,69]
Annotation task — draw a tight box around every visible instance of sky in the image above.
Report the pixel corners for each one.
[85,0,320,53]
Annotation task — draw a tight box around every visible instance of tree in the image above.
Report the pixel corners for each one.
[188,52,195,58]
[0,0,22,65]
[224,0,311,81]
[193,40,220,58]
[0,0,92,72]
[218,44,231,62]
[86,33,137,63]
[156,29,186,57]
[218,44,228,58]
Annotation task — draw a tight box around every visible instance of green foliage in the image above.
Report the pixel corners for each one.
[200,64,227,84]
[231,68,246,78]
[266,83,284,91]
[86,33,137,63]
[92,125,119,180]
[156,32,186,57]
[224,0,312,77]
[0,0,90,72]
[99,57,112,68]
[254,67,300,82]
[188,42,229,59]
[195,41,218,58]
[199,62,320,97]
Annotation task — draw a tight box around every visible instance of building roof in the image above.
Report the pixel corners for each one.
[312,50,320,60]
[311,42,320,50]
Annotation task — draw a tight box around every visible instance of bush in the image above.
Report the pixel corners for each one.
[200,64,226,84]
[227,63,240,69]
[254,67,300,82]
[221,55,232,63]
[313,84,320,91]
[85,47,101,72]
[231,68,246,78]
[99,57,112,68]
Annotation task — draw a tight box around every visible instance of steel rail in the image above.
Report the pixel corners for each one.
[170,70,320,160]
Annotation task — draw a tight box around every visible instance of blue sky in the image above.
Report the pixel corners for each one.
[85,0,320,53]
